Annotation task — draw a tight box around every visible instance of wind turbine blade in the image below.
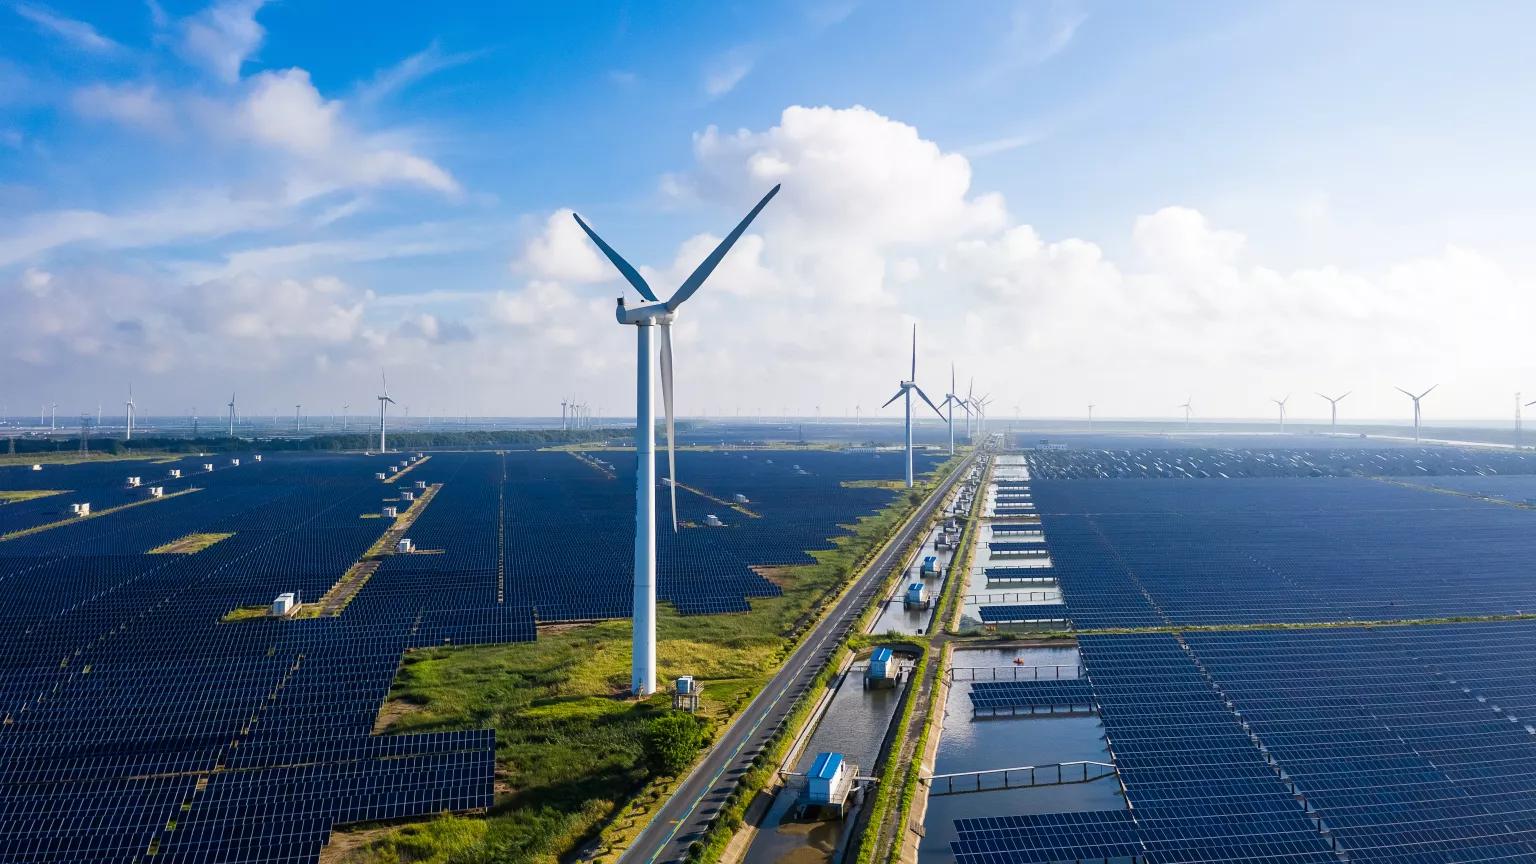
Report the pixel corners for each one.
[914,386,945,419]
[1394,386,1414,399]
[666,184,780,311]
[1418,384,1438,399]
[1339,391,1351,402]
[659,320,678,533]
[571,213,659,302]
[880,389,905,409]
[910,324,917,381]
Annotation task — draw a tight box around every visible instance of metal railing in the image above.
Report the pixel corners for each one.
[961,590,1059,604]
[947,663,1082,682]
[924,761,1116,795]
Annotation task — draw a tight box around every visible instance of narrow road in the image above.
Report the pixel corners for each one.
[621,449,978,864]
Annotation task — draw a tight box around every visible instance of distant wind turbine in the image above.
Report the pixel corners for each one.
[1395,385,1437,443]
[124,384,135,442]
[1271,395,1290,433]
[1517,393,1536,449]
[1179,398,1193,430]
[939,364,963,455]
[227,392,237,437]
[1088,404,1095,433]
[1316,392,1350,435]
[573,182,779,697]
[880,325,945,487]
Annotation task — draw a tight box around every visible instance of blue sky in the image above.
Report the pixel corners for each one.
[3,1,1535,422]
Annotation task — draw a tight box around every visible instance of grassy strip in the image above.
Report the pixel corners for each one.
[853,644,929,864]
[221,605,271,622]
[0,487,198,542]
[0,489,67,503]
[854,452,989,864]
[149,532,233,554]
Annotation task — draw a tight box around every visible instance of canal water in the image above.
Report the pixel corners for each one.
[871,519,954,636]
[744,659,914,864]
[918,646,1122,861]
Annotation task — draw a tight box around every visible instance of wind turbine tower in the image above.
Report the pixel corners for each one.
[1088,404,1095,433]
[573,183,779,696]
[377,374,396,452]
[1271,395,1290,433]
[1316,392,1350,435]
[940,365,963,455]
[1517,393,1536,449]
[1179,398,1193,431]
[880,325,946,487]
[124,385,135,442]
[1395,385,1438,444]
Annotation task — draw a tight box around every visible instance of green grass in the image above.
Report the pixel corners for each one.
[0,489,67,503]
[328,456,963,864]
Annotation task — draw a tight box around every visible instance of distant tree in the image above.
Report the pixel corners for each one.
[643,712,704,776]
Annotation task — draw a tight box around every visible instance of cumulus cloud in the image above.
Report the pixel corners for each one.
[179,0,268,83]
[517,210,611,283]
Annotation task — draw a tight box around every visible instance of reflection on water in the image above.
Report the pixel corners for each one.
[744,663,912,864]
[918,646,1123,862]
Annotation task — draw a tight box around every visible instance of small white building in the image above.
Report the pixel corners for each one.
[415,480,427,489]
[904,582,929,609]
[30,464,42,471]
[229,458,240,467]
[148,486,164,498]
[169,469,182,478]
[401,491,415,502]
[704,514,724,527]
[271,592,296,617]
[396,538,415,554]
[732,493,750,504]
[202,463,214,472]
[382,506,398,518]
[253,454,263,462]
[70,502,91,517]
[126,476,142,487]
[375,472,387,480]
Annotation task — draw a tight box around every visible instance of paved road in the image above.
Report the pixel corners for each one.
[621,450,979,864]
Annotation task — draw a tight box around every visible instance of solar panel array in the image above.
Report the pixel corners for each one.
[1024,446,1536,480]
[968,678,1093,712]
[0,448,925,863]
[1030,478,1536,628]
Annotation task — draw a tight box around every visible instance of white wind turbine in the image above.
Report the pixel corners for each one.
[124,384,135,441]
[1395,384,1437,444]
[1088,404,1095,433]
[1517,393,1536,450]
[1271,395,1290,433]
[574,183,780,696]
[880,325,946,488]
[377,374,396,452]
[1179,397,1193,430]
[1316,391,1349,435]
[939,364,964,455]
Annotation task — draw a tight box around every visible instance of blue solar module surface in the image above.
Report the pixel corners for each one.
[0,448,927,863]
[1029,477,1536,628]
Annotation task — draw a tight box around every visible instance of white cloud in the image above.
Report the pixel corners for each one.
[357,40,482,105]
[517,209,611,283]
[71,83,174,130]
[703,46,757,97]
[178,0,268,83]
[13,3,120,53]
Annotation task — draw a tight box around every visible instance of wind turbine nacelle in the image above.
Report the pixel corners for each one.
[616,301,671,326]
